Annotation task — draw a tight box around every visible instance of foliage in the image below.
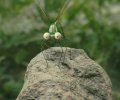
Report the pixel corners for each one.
[0,0,120,100]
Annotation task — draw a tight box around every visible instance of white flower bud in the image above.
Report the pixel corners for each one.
[43,32,50,40]
[55,32,62,39]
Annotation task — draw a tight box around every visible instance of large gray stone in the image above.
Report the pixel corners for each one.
[17,47,112,100]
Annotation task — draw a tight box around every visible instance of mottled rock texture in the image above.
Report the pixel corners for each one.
[17,47,112,100]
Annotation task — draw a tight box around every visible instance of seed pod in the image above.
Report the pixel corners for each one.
[49,24,58,34]
[43,32,50,40]
[55,32,62,39]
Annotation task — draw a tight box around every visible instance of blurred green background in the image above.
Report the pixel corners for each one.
[0,0,120,100]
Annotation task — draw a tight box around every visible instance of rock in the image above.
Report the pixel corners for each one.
[17,47,112,100]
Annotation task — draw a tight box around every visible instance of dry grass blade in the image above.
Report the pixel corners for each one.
[56,0,71,21]
[35,0,52,24]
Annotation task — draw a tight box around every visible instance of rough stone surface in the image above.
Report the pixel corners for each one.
[17,47,112,100]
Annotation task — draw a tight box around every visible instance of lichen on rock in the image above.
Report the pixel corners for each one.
[17,47,112,100]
